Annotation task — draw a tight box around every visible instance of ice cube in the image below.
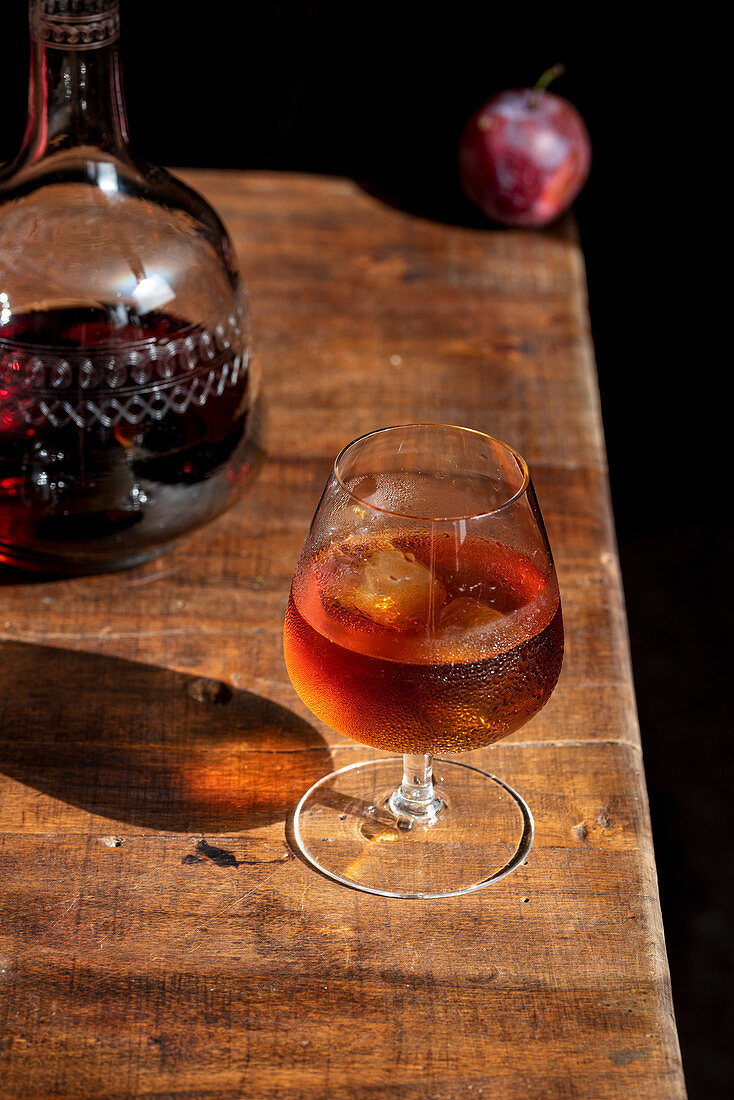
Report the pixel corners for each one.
[439,597,503,632]
[335,547,446,629]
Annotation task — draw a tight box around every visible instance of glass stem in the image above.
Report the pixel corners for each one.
[388,753,444,828]
[400,753,436,809]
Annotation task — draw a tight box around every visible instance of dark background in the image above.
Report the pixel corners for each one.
[1,3,728,1094]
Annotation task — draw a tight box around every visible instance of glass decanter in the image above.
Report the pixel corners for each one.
[0,0,259,574]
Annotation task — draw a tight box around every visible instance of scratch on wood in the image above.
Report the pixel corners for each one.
[185,864,289,940]
[609,1048,651,1066]
[124,569,177,587]
[44,897,79,932]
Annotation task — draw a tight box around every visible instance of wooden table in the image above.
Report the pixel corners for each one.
[0,172,685,1098]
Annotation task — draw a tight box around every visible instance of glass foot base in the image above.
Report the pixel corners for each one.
[292,756,533,899]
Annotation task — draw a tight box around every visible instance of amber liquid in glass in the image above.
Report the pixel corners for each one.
[284,532,564,754]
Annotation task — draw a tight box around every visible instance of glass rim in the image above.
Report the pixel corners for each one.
[333,423,530,521]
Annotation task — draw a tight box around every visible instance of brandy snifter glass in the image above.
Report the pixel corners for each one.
[284,424,564,898]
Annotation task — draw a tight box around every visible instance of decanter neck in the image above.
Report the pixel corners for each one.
[21,0,130,163]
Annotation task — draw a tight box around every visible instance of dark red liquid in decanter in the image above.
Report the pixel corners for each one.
[0,303,256,572]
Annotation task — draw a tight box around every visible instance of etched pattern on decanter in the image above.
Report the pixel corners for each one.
[32,0,120,50]
[0,305,249,430]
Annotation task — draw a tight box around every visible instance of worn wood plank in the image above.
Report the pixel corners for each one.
[0,171,684,1098]
[0,734,678,1099]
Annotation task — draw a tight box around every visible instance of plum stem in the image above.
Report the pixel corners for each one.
[528,63,565,109]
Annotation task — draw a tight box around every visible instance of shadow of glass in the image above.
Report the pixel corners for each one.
[311,784,401,841]
[0,641,332,833]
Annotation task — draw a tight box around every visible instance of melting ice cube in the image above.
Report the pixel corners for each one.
[335,547,446,629]
[439,597,503,632]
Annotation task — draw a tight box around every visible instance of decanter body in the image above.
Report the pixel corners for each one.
[0,0,259,573]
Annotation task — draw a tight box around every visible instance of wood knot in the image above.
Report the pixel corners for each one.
[187,678,233,705]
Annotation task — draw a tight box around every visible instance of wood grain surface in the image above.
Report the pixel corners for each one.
[0,171,685,1098]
